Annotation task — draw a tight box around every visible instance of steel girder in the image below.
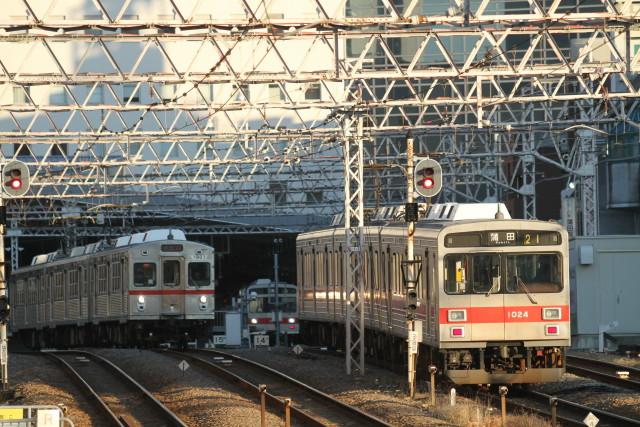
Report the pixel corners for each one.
[0,0,636,227]
[342,101,365,375]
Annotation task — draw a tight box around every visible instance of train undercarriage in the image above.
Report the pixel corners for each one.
[300,320,565,384]
[15,319,215,349]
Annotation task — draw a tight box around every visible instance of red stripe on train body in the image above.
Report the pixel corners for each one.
[439,305,569,324]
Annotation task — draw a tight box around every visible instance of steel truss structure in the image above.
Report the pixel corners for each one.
[1,0,639,237]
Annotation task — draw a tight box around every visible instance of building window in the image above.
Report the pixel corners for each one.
[13,86,30,104]
[270,181,287,205]
[234,84,249,102]
[49,86,68,105]
[269,83,285,102]
[306,190,324,204]
[122,83,140,104]
[153,84,176,103]
[87,86,103,105]
[305,83,321,100]
[197,84,214,103]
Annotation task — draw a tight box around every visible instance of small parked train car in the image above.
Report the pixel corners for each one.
[297,203,569,384]
[10,229,215,347]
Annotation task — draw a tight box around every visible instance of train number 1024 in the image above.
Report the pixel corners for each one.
[506,310,529,319]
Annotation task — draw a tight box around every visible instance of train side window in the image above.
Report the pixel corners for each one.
[444,254,467,294]
[188,262,210,287]
[111,262,122,292]
[134,263,156,287]
[16,280,24,305]
[55,272,65,300]
[163,260,180,287]
[97,265,108,295]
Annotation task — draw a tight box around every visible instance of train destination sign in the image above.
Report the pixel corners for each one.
[444,231,561,248]
[161,244,184,252]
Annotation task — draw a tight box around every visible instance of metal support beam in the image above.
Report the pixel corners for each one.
[343,90,365,375]
[9,219,18,271]
[521,133,537,219]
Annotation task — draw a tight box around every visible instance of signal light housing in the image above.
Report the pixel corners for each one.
[406,287,418,312]
[3,160,30,198]
[414,158,442,198]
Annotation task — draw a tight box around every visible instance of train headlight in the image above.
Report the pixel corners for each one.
[447,309,467,322]
[288,317,295,324]
[250,318,258,324]
[199,296,207,304]
[137,296,145,304]
[542,307,561,320]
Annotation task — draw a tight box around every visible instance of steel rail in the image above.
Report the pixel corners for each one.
[306,346,640,426]
[43,351,125,427]
[163,349,392,427]
[471,387,640,427]
[45,350,187,427]
[567,355,640,391]
[520,389,640,427]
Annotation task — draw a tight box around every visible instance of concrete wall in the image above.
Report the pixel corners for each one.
[570,236,640,349]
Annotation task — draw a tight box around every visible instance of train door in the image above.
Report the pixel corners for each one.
[161,257,184,316]
[470,254,504,341]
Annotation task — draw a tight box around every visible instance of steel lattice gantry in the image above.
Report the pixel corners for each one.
[0,0,639,229]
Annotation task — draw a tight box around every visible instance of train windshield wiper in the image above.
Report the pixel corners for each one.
[485,278,499,297]
[515,275,538,305]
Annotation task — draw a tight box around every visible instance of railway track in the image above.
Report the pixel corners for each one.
[45,350,187,427]
[481,387,640,427]
[161,348,392,427]
[304,346,640,426]
[566,354,640,391]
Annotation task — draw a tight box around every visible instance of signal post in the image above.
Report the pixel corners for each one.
[404,134,417,399]
[0,160,31,390]
[404,138,441,399]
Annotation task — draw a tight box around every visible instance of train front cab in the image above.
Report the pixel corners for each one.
[129,243,215,322]
[437,224,570,384]
[245,282,300,336]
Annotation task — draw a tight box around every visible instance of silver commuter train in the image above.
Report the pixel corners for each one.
[297,203,569,384]
[10,229,215,347]
[242,278,300,335]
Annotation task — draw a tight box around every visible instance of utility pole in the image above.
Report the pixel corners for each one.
[405,133,418,399]
[273,237,282,347]
[0,197,8,391]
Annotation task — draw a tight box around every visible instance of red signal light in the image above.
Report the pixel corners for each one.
[9,178,22,190]
[421,177,435,189]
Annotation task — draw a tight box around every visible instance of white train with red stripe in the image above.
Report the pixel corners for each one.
[10,229,215,347]
[297,203,569,384]
[242,278,299,336]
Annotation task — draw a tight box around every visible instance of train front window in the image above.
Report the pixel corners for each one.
[134,263,156,287]
[163,260,180,287]
[247,287,296,313]
[506,254,562,293]
[188,262,210,287]
[444,254,500,295]
[272,295,296,312]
